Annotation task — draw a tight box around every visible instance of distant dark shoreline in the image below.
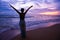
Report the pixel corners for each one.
[0,17,19,18]
[0,15,60,18]
[0,16,33,18]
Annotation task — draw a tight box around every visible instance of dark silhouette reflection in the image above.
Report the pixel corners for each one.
[10,4,33,39]
[19,19,26,38]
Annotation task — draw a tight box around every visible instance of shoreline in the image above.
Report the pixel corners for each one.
[0,22,57,34]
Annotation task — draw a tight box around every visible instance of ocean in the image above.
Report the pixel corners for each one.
[0,15,60,33]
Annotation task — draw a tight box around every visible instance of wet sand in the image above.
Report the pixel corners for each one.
[0,23,60,40]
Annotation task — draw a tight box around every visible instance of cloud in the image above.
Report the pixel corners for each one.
[0,1,18,16]
[1,0,60,10]
[0,0,60,16]
[54,0,60,2]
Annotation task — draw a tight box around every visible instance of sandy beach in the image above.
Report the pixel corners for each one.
[0,23,60,40]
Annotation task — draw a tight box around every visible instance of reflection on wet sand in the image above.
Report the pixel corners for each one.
[11,23,60,40]
[19,20,26,39]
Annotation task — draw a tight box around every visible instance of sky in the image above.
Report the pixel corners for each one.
[0,0,60,16]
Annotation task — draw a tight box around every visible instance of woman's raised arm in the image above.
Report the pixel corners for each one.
[25,5,33,14]
[10,4,20,14]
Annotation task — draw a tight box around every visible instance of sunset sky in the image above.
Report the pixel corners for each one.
[0,0,60,16]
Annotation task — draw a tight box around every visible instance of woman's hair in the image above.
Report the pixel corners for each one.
[21,8,24,12]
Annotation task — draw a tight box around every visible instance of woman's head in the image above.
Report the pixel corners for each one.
[21,8,24,13]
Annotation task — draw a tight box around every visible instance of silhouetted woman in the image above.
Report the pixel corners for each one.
[10,5,33,20]
[10,4,33,38]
